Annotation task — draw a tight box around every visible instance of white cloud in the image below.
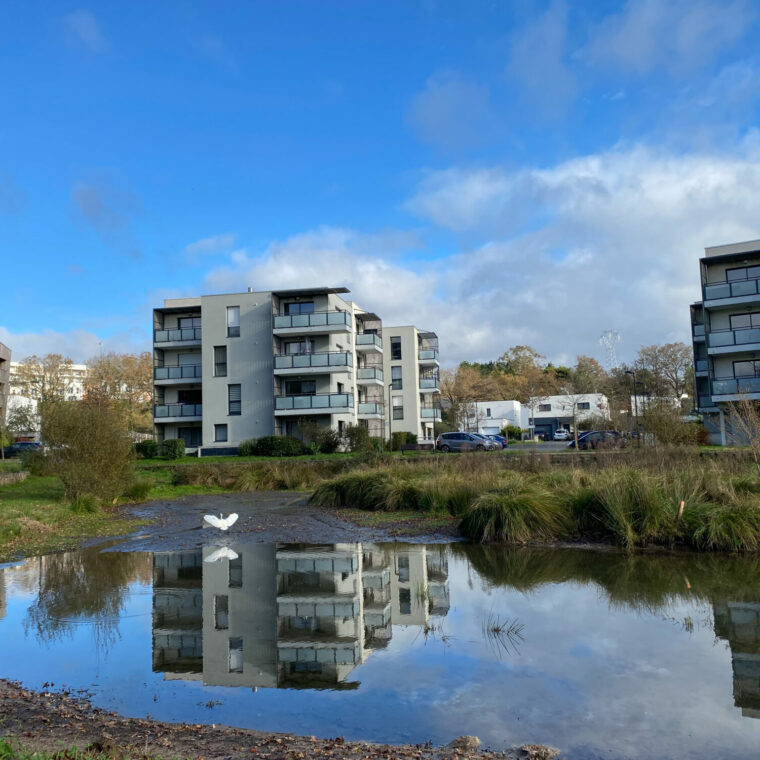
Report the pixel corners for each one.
[65,10,109,54]
[184,233,237,259]
[506,0,577,117]
[407,71,495,151]
[585,0,754,76]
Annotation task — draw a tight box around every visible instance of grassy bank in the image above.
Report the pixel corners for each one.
[309,448,760,551]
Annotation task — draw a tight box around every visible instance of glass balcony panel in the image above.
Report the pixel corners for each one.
[292,354,311,368]
[419,349,439,360]
[698,394,713,407]
[692,324,705,336]
[705,283,731,300]
[708,331,735,347]
[735,328,760,345]
[311,313,328,326]
[293,396,312,409]
[738,377,760,393]
[274,356,291,369]
[312,354,329,366]
[732,280,758,297]
[273,316,290,329]
[357,367,383,381]
[292,314,309,328]
[275,397,292,410]
[419,377,439,389]
[712,379,738,395]
[695,360,708,372]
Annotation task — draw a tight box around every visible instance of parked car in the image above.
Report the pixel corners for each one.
[553,429,571,441]
[1,441,42,458]
[567,430,625,450]
[484,434,509,448]
[436,432,498,452]
[470,433,501,450]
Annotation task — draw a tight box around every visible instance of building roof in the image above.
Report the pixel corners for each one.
[702,239,760,262]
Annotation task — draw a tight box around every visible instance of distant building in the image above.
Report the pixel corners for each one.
[0,343,10,426]
[690,239,760,445]
[462,399,524,436]
[527,393,610,439]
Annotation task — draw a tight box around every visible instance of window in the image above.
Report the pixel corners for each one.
[577,402,591,410]
[228,384,241,415]
[397,556,410,583]
[228,638,243,673]
[285,379,316,395]
[391,365,402,390]
[399,587,411,615]
[178,315,201,329]
[228,555,242,588]
[486,408,491,417]
[214,346,227,377]
[392,395,403,420]
[285,339,312,354]
[538,404,551,412]
[284,301,314,315]
[726,266,760,282]
[734,360,760,377]
[390,336,402,360]
[227,306,240,337]
[730,312,760,330]
[214,424,228,442]
[214,595,229,630]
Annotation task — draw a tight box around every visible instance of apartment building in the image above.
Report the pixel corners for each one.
[153,288,441,453]
[690,239,760,444]
[381,326,441,444]
[0,343,10,425]
[151,542,449,690]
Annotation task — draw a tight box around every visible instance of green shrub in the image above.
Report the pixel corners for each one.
[20,449,51,476]
[161,438,186,460]
[70,493,99,513]
[238,439,256,456]
[502,425,523,441]
[391,431,408,450]
[313,427,342,454]
[126,478,153,500]
[134,439,158,459]
[405,432,418,445]
[370,436,384,452]
[310,471,393,510]
[244,436,308,457]
[343,423,373,453]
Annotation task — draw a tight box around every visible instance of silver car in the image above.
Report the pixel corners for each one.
[436,432,499,452]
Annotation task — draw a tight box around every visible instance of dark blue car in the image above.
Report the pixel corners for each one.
[484,434,508,448]
[1,441,42,458]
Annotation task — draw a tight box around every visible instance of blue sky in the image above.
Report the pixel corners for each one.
[2,0,760,365]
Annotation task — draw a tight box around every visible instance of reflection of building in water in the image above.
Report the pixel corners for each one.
[714,602,760,718]
[0,570,5,621]
[151,543,448,690]
[152,551,203,678]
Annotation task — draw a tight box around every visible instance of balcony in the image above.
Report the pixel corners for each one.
[420,406,442,421]
[419,376,440,393]
[274,393,354,416]
[692,324,705,342]
[154,364,202,384]
[698,394,717,410]
[274,352,353,376]
[154,403,202,421]
[695,359,708,376]
[418,349,439,366]
[357,367,383,386]
[711,376,760,401]
[355,333,383,352]
[704,276,760,307]
[272,310,352,335]
[707,327,760,354]
[154,327,202,346]
[358,401,383,419]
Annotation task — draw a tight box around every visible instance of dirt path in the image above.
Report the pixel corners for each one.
[109,491,459,553]
[0,680,559,760]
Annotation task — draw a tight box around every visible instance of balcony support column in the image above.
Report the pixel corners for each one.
[719,406,727,447]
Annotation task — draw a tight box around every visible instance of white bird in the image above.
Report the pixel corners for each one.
[204,546,239,563]
[203,512,239,530]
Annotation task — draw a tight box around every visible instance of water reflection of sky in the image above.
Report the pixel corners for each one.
[1,544,759,760]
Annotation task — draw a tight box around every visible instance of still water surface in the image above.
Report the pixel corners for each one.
[1,542,760,759]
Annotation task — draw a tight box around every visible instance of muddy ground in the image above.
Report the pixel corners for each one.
[108,491,460,554]
[0,681,559,759]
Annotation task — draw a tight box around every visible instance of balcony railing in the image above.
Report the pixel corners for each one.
[421,406,442,419]
[707,327,760,348]
[357,367,383,381]
[356,333,382,349]
[695,360,708,373]
[274,352,353,370]
[711,377,760,395]
[273,311,351,330]
[698,394,714,408]
[358,402,383,415]
[154,327,202,343]
[274,393,354,410]
[419,349,439,361]
[419,376,440,390]
[154,403,203,418]
[692,324,705,337]
[704,276,760,301]
[154,365,202,380]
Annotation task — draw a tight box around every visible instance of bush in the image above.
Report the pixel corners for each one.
[20,449,51,476]
[391,431,408,450]
[70,493,99,513]
[405,432,418,445]
[245,436,308,457]
[370,436,384,452]
[238,439,256,457]
[160,438,186,460]
[135,439,158,459]
[342,424,373,453]
[44,400,134,504]
[126,478,153,500]
[502,425,523,441]
[313,427,342,454]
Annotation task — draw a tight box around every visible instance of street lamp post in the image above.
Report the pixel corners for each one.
[625,370,639,444]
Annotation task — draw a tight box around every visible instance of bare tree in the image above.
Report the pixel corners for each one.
[11,354,74,405]
[635,342,692,400]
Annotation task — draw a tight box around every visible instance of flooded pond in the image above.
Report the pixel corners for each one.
[2,541,760,759]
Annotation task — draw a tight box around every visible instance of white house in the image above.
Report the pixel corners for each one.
[527,393,610,439]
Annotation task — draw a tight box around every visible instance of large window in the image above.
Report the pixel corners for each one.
[729,312,760,330]
[285,339,312,354]
[734,360,760,377]
[284,379,316,395]
[577,402,591,410]
[229,555,242,587]
[228,638,243,673]
[214,346,227,376]
[214,595,229,630]
[284,301,314,315]
[392,396,403,420]
[390,336,402,360]
[214,424,228,442]
[726,266,760,282]
[178,315,201,329]
[228,384,241,415]
[227,306,240,337]
[391,365,402,390]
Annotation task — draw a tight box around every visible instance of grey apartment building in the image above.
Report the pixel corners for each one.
[691,239,760,444]
[152,287,440,453]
